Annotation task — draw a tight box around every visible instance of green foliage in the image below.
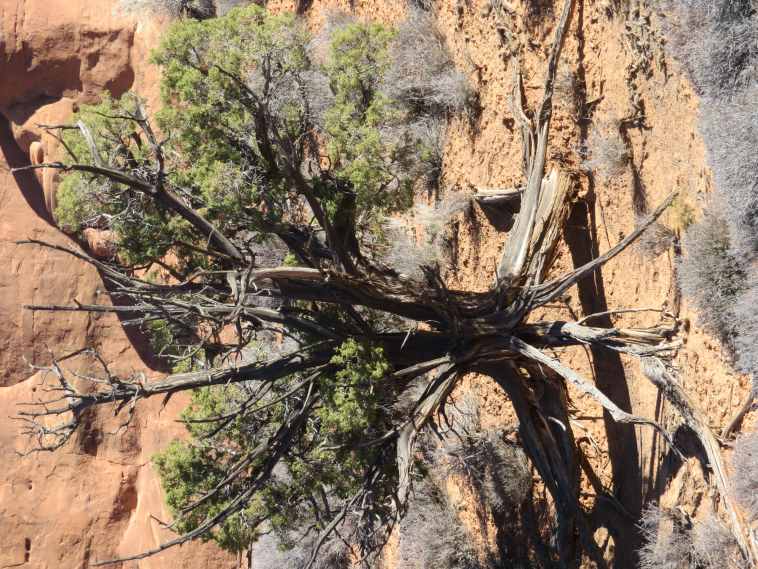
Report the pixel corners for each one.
[53,93,184,265]
[154,383,288,552]
[56,6,469,558]
[322,24,411,213]
[154,339,394,553]
[55,5,453,269]
[146,319,176,356]
[319,339,390,443]
[152,5,309,225]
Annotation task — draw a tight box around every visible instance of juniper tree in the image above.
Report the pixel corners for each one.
[15,2,758,567]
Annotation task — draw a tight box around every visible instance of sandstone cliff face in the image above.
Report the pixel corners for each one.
[0,1,228,566]
[1,1,754,568]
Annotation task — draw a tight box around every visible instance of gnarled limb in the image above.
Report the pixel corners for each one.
[496,0,575,285]
[503,335,682,457]
[517,318,680,357]
[14,161,245,263]
[16,348,334,452]
[474,187,524,206]
[477,362,607,568]
[396,364,458,507]
[531,191,678,307]
[641,358,758,566]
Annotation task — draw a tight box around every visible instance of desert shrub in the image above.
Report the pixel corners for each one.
[677,205,747,343]
[697,85,758,260]
[307,10,356,66]
[732,276,758,379]
[636,218,676,258]
[380,192,470,278]
[321,22,412,211]
[663,0,758,390]
[251,525,351,569]
[638,505,693,569]
[154,337,396,556]
[383,9,472,115]
[731,431,758,521]
[661,0,758,258]
[410,116,447,189]
[57,7,469,269]
[215,0,255,16]
[470,431,531,513]
[582,125,629,180]
[53,93,207,267]
[312,12,470,216]
[397,481,489,569]
[690,513,739,569]
[670,195,697,232]
[433,394,531,514]
[407,0,435,10]
[554,67,579,116]
[659,0,758,100]
[638,505,742,569]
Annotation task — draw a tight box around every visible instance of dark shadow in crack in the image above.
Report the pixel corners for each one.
[564,197,644,568]
[568,2,644,565]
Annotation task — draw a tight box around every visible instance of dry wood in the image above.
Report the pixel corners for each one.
[497,0,575,284]
[506,335,682,456]
[15,0,744,566]
[641,358,758,566]
[722,390,756,440]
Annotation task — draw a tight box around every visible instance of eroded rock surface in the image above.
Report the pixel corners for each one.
[0,1,228,566]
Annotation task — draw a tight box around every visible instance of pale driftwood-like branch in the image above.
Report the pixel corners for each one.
[396,364,458,508]
[521,169,574,286]
[641,358,758,566]
[474,187,523,206]
[76,120,103,167]
[517,318,680,357]
[496,0,575,284]
[504,335,682,457]
[531,190,678,306]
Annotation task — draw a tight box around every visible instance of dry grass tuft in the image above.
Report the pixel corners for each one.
[636,218,676,258]
[383,9,473,115]
[381,193,470,277]
[638,505,693,569]
[582,125,629,180]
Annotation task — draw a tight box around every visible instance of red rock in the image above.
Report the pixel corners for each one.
[0,1,229,566]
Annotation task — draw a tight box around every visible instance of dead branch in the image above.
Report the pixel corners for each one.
[531,190,678,306]
[722,389,756,440]
[497,0,575,284]
[504,335,682,458]
[641,358,758,566]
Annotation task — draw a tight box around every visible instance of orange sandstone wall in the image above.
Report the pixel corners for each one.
[0,1,228,566]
